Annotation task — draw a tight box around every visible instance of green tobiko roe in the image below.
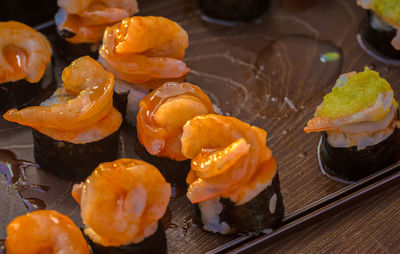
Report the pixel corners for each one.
[371,0,400,27]
[316,67,393,119]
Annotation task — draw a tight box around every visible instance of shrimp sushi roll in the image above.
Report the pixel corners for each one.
[181,114,284,234]
[98,16,190,123]
[0,21,53,114]
[3,56,122,181]
[198,0,269,23]
[5,210,90,254]
[72,159,171,254]
[136,82,214,185]
[54,0,139,61]
[357,0,400,62]
[305,68,400,182]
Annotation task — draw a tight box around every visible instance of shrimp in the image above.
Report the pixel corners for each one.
[99,16,190,86]
[58,0,138,16]
[72,159,171,246]
[6,210,90,254]
[0,21,52,83]
[181,114,276,205]
[392,29,400,50]
[3,56,121,143]
[3,56,114,130]
[56,0,138,43]
[304,69,396,134]
[137,82,214,161]
[357,0,372,9]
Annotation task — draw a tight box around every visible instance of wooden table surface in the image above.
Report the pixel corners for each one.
[1,0,400,253]
[256,183,400,253]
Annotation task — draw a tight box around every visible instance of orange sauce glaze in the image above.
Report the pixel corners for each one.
[182,114,277,205]
[137,82,214,161]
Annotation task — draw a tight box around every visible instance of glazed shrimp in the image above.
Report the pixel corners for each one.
[72,159,171,246]
[56,0,138,43]
[137,82,214,161]
[182,114,276,205]
[6,210,90,254]
[99,16,190,86]
[3,56,115,131]
[0,21,52,83]
[58,0,138,16]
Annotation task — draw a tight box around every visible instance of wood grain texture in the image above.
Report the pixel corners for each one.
[254,184,400,254]
[1,0,400,253]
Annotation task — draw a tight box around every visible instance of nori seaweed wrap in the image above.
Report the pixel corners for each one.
[3,57,122,182]
[197,0,269,22]
[194,172,284,234]
[33,129,119,181]
[0,65,52,114]
[359,11,400,60]
[305,68,400,182]
[0,21,54,113]
[72,159,171,254]
[357,0,400,63]
[112,89,129,121]
[134,140,190,186]
[319,128,400,182]
[182,114,284,234]
[54,31,100,63]
[85,221,167,254]
[110,79,148,125]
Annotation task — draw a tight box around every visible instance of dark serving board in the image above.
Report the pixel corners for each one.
[1,0,400,253]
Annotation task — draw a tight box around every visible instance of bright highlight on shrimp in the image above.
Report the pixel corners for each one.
[72,159,171,247]
[0,21,52,83]
[55,0,139,43]
[99,16,190,88]
[6,210,90,254]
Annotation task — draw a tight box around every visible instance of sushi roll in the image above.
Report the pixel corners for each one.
[98,16,190,123]
[0,21,53,114]
[72,159,171,254]
[357,0,400,62]
[136,82,214,184]
[305,67,400,182]
[3,56,122,181]
[5,210,90,254]
[1,0,58,26]
[181,114,284,234]
[197,0,269,23]
[54,0,139,61]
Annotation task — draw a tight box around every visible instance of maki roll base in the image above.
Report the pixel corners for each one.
[194,173,285,235]
[318,129,400,183]
[357,11,400,66]
[85,221,167,254]
[33,129,120,182]
[134,140,190,192]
